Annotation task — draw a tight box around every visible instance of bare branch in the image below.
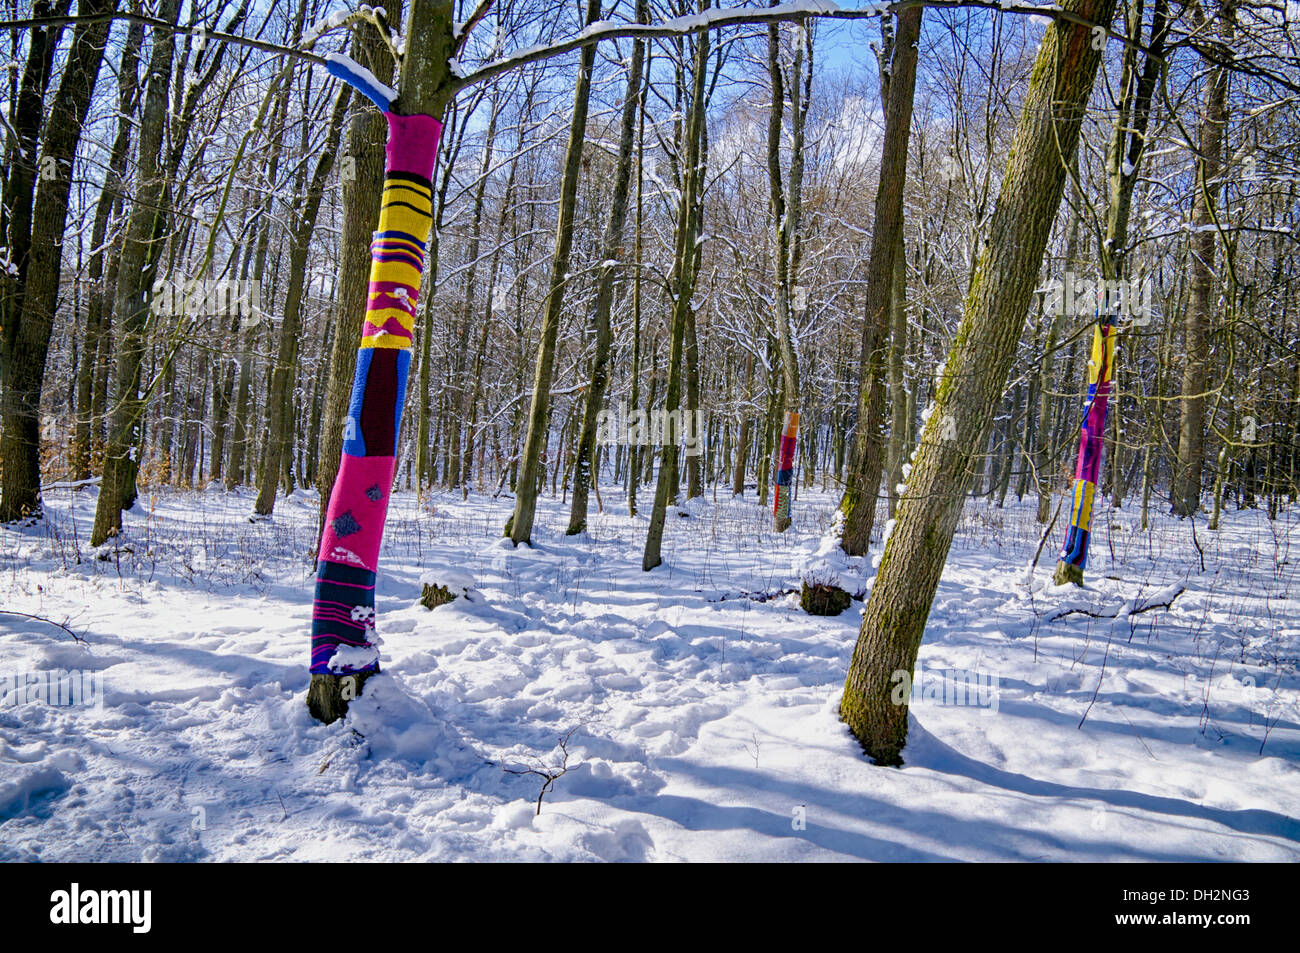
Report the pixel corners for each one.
[455,0,1165,91]
[0,10,330,66]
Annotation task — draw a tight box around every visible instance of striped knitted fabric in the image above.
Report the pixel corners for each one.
[1058,315,1116,574]
[311,111,442,675]
[773,411,799,524]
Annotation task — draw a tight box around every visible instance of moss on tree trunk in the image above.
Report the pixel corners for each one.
[840,0,1119,765]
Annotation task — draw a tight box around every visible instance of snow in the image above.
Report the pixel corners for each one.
[303,10,354,47]
[793,523,869,596]
[327,642,380,673]
[1,484,1297,861]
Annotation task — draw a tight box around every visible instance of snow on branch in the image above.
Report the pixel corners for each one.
[454,0,1156,90]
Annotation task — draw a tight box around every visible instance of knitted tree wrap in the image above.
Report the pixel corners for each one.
[311,111,442,675]
[773,411,799,523]
[1058,316,1116,573]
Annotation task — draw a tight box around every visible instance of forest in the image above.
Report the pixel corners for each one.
[0,0,1297,864]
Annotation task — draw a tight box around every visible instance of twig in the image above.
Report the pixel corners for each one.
[1116,708,1158,760]
[0,610,87,644]
[1028,495,1065,578]
[1079,625,1115,729]
[504,727,579,816]
[1258,670,1285,755]
[1199,644,1222,734]
[1190,514,1206,573]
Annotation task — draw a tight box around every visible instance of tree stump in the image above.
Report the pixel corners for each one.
[1052,560,1084,587]
[420,582,457,609]
[306,670,376,725]
[801,581,851,616]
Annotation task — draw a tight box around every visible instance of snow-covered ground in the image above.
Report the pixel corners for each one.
[2,481,1298,861]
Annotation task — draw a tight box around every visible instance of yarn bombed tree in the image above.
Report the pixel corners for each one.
[303,0,1131,723]
[307,0,458,723]
[1053,313,1117,587]
[773,411,798,530]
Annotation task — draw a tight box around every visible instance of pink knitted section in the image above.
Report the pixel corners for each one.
[319,454,397,575]
[384,113,442,181]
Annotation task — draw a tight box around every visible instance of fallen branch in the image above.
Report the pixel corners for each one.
[40,476,101,491]
[0,610,87,644]
[707,587,799,604]
[1050,587,1186,623]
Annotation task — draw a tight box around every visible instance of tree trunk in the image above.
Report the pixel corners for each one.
[643,1,709,571]
[1171,0,1233,517]
[840,0,1118,764]
[568,5,646,534]
[886,230,908,519]
[3,0,118,506]
[0,0,87,521]
[766,16,810,533]
[90,0,182,546]
[72,15,143,482]
[732,350,754,496]
[684,302,704,501]
[839,6,922,554]
[509,0,603,546]
[315,0,405,537]
[413,109,453,493]
[254,84,352,516]
[307,0,458,722]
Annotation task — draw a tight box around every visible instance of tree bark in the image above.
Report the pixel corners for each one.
[89,0,182,546]
[509,0,603,546]
[839,6,922,555]
[1171,0,1233,517]
[840,0,1118,765]
[569,6,647,534]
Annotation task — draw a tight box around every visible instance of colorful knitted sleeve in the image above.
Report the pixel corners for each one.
[1057,316,1116,574]
[773,411,799,524]
[311,111,442,675]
